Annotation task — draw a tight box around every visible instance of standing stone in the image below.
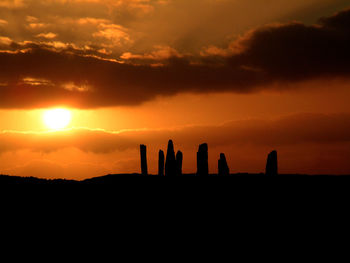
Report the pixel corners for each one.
[218,153,230,176]
[158,150,165,176]
[140,144,148,176]
[176,151,183,176]
[266,150,278,176]
[197,143,209,176]
[165,140,176,176]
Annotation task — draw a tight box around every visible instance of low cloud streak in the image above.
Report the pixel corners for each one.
[1,113,350,154]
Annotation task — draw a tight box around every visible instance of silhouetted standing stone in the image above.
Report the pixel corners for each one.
[218,153,230,176]
[176,151,183,176]
[266,150,278,176]
[140,144,148,176]
[158,150,165,176]
[165,140,177,176]
[197,143,209,176]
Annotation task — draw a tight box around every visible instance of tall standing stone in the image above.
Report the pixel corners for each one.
[158,150,165,176]
[165,140,176,176]
[176,151,183,176]
[197,143,209,176]
[266,150,278,176]
[140,144,148,176]
[218,153,230,176]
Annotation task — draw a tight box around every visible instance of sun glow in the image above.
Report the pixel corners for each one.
[43,108,72,130]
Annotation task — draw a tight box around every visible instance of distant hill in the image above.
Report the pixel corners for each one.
[0,175,79,184]
[0,173,348,184]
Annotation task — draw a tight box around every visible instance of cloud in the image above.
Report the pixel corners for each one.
[0,113,349,154]
[0,36,12,45]
[0,19,8,26]
[36,32,58,39]
[1,7,350,108]
[225,10,350,83]
[120,45,183,61]
[0,0,25,8]
[92,23,131,46]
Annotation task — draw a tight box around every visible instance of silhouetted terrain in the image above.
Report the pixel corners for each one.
[0,173,349,185]
[0,175,79,184]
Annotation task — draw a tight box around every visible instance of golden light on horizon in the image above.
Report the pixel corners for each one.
[43,109,72,130]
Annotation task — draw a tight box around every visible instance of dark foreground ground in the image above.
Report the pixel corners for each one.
[0,173,349,184]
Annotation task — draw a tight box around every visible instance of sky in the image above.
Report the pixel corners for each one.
[1,0,350,178]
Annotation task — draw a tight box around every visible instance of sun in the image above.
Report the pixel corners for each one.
[43,108,72,130]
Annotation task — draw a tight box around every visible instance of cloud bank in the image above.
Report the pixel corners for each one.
[1,113,349,154]
[1,7,350,108]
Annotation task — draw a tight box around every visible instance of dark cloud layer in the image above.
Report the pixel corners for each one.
[229,10,350,82]
[1,8,350,108]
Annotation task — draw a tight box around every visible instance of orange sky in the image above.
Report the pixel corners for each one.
[1,0,350,178]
